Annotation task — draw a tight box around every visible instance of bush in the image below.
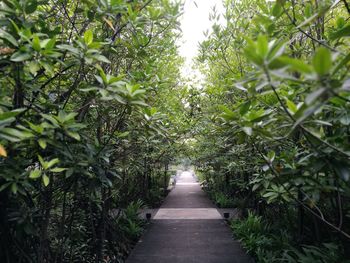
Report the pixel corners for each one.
[213,192,235,208]
[231,212,347,263]
[283,243,349,263]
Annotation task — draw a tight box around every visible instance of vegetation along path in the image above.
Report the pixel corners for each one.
[1,0,350,262]
[126,171,253,263]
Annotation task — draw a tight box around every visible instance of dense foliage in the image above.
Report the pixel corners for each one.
[194,0,350,261]
[2,0,350,262]
[0,0,186,262]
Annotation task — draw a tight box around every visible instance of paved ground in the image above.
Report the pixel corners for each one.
[126,171,253,263]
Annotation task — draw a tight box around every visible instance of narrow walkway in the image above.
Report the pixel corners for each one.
[126,171,253,263]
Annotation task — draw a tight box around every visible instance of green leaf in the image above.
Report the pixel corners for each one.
[41,114,59,126]
[57,44,79,55]
[305,4,312,17]
[278,56,313,74]
[272,2,282,17]
[58,111,77,122]
[11,183,18,194]
[267,151,275,162]
[92,54,111,63]
[50,167,67,173]
[0,109,24,121]
[130,100,148,107]
[329,25,350,40]
[25,0,38,14]
[313,47,332,76]
[44,37,56,49]
[257,35,268,58]
[42,174,50,186]
[27,122,44,134]
[32,34,41,51]
[28,61,40,75]
[242,127,252,136]
[38,155,45,167]
[84,29,93,45]
[29,169,42,179]
[336,17,346,28]
[11,51,32,62]
[38,139,47,149]
[239,101,251,116]
[244,39,263,66]
[66,131,81,141]
[0,29,18,47]
[0,127,33,140]
[285,98,297,114]
[46,158,59,169]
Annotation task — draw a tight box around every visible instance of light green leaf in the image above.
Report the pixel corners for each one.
[50,167,67,173]
[313,47,332,76]
[44,37,56,49]
[0,127,33,140]
[38,139,47,149]
[32,34,41,51]
[38,155,45,167]
[46,158,59,169]
[285,98,297,114]
[28,61,40,75]
[244,40,263,66]
[278,56,313,74]
[84,29,93,45]
[29,169,42,179]
[42,174,50,186]
[257,35,268,58]
[66,131,81,141]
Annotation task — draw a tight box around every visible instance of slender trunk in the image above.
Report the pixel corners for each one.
[13,64,24,109]
[297,187,304,242]
[55,190,67,263]
[163,162,168,195]
[38,188,53,263]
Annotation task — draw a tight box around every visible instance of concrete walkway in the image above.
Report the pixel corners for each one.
[126,171,253,263]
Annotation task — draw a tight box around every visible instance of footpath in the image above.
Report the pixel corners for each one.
[126,171,254,263]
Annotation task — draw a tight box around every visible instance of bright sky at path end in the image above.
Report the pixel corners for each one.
[179,0,225,60]
[178,0,225,80]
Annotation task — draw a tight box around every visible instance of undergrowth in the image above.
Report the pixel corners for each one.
[231,212,349,263]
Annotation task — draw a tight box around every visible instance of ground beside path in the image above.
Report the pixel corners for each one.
[125,171,254,263]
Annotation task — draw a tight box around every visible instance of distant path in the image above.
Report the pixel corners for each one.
[126,171,253,263]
